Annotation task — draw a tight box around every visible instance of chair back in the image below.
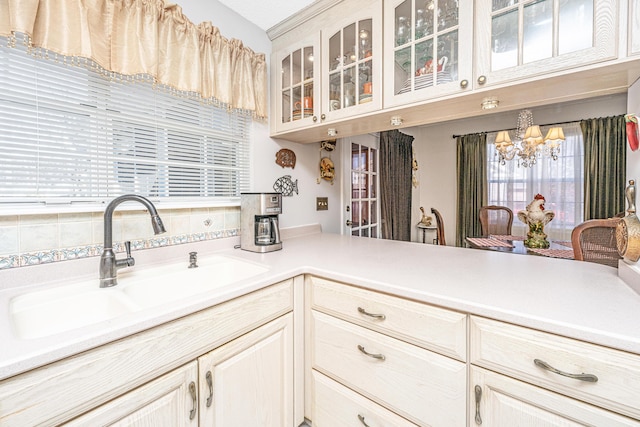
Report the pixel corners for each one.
[479,205,513,236]
[571,218,623,268]
[431,207,446,246]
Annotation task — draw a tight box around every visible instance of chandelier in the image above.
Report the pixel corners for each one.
[493,110,565,167]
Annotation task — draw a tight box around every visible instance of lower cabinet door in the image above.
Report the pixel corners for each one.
[198,313,294,427]
[63,361,199,427]
[471,366,640,427]
[312,370,418,427]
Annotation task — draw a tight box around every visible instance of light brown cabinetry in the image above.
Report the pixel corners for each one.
[0,280,294,427]
[307,275,467,426]
[271,0,382,136]
[470,315,640,425]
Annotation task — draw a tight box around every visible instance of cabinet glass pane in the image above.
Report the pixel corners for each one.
[438,30,458,82]
[303,47,314,80]
[395,46,412,94]
[359,61,373,104]
[632,0,640,53]
[523,0,552,64]
[344,23,357,67]
[415,2,434,39]
[491,10,518,70]
[329,73,341,110]
[281,55,290,89]
[292,49,302,86]
[281,89,291,123]
[344,67,356,108]
[438,0,459,31]
[395,1,412,47]
[415,39,434,89]
[292,86,301,120]
[558,0,593,54]
[492,0,516,12]
[359,20,373,60]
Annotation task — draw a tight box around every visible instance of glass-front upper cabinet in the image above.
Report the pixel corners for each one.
[321,6,382,121]
[274,34,321,133]
[474,0,617,86]
[383,0,473,107]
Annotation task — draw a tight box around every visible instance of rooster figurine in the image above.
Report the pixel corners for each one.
[517,194,555,248]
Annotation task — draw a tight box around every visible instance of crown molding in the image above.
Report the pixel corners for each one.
[267,0,344,40]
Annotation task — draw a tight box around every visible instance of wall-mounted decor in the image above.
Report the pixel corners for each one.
[273,175,299,197]
[317,139,337,185]
[275,148,296,168]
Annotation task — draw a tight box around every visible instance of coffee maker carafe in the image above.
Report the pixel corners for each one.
[240,193,282,252]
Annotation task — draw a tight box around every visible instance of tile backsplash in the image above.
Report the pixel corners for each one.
[0,206,240,269]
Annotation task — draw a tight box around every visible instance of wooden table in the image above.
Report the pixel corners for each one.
[465,235,575,259]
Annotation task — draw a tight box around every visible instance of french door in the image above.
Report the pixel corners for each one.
[343,134,380,237]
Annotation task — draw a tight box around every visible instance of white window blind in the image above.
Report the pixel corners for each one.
[0,36,251,209]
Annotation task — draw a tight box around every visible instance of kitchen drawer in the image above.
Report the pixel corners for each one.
[312,370,418,427]
[471,366,640,427]
[470,316,640,420]
[308,275,467,361]
[312,310,466,426]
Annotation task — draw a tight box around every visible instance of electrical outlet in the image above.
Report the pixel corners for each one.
[316,197,328,211]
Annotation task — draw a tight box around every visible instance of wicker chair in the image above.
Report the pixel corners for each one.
[479,205,514,236]
[571,218,623,268]
[431,207,446,246]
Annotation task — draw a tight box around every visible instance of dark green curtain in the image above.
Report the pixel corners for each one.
[580,115,626,220]
[456,133,487,247]
[380,129,414,241]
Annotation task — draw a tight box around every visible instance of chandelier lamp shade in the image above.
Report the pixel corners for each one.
[493,110,565,167]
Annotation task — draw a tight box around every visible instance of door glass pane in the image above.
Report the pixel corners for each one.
[523,0,552,64]
[352,143,361,170]
[370,148,377,173]
[352,201,361,225]
[371,200,378,224]
[370,174,377,198]
[559,0,593,54]
[362,201,370,226]
[491,10,518,70]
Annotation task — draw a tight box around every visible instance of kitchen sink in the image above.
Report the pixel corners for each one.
[9,255,269,340]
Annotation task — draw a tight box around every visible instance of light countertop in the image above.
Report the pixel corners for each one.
[1,229,640,381]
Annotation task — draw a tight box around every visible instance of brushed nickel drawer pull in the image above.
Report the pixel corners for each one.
[534,359,598,382]
[205,370,213,407]
[358,414,371,426]
[474,384,482,425]
[357,307,386,320]
[189,381,198,420]
[358,344,386,361]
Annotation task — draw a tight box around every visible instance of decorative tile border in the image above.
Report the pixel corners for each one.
[0,229,239,270]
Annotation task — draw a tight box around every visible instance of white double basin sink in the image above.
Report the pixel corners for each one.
[9,255,269,340]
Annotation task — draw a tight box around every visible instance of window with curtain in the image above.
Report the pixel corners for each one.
[486,122,584,241]
[0,36,251,209]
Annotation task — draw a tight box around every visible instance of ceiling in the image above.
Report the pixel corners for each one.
[218,0,316,31]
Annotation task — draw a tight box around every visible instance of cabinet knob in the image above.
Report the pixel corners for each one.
[321,113,326,120]
[313,116,318,122]
[477,75,487,85]
[460,79,469,89]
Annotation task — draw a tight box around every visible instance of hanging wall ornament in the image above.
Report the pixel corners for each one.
[317,139,337,185]
[275,148,296,168]
[273,175,299,197]
[412,147,419,188]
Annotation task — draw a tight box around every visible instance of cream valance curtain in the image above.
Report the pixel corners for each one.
[0,0,267,118]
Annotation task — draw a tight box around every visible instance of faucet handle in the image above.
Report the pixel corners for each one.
[124,241,135,267]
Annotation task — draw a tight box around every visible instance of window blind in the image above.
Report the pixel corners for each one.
[0,36,251,209]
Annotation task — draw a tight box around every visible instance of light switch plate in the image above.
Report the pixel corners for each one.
[316,197,328,211]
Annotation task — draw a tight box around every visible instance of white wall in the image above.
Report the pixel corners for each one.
[180,1,343,233]
[627,78,640,184]
[406,94,628,245]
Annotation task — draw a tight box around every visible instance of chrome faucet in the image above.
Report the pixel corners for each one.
[99,195,166,288]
